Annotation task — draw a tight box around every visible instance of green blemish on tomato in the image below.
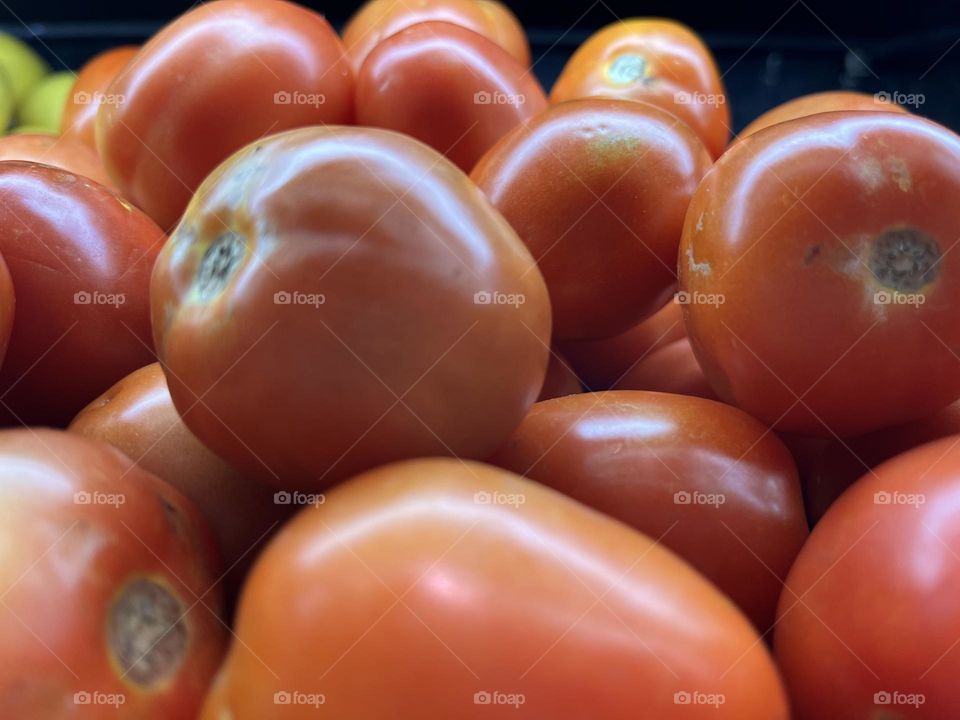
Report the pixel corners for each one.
[604,53,651,85]
[868,226,940,292]
[194,231,246,301]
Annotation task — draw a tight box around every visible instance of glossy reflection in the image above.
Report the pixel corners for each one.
[356,21,546,172]
[203,459,788,720]
[490,390,808,631]
[60,45,138,151]
[680,112,960,437]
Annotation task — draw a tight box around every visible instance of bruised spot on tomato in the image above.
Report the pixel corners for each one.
[108,576,188,688]
[604,53,650,85]
[869,226,940,292]
[195,231,245,300]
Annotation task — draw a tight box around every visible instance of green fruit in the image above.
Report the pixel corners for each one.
[19,71,74,133]
[0,68,14,132]
[0,34,49,105]
[8,125,55,136]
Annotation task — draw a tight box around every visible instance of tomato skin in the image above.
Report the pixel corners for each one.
[472,99,710,339]
[0,162,161,426]
[680,112,960,437]
[151,126,550,490]
[490,391,806,630]
[343,0,530,72]
[536,350,581,401]
[202,458,788,719]
[60,45,138,150]
[613,337,716,399]
[98,0,353,230]
[356,21,546,172]
[550,19,729,158]
[558,299,686,390]
[0,132,114,187]
[68,362,290,602]
[0,429,226,719]
[776,435,960,718]
[0,254,12,371]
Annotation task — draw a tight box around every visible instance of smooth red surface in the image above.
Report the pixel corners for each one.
[61,45,138,151]
[613,336,716,399]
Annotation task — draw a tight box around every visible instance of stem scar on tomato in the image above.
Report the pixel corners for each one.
[195,231,246,300]
[868,226,940,292]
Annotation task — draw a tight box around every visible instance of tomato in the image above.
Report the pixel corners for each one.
[60,45,138,151]
[0,162,161,426]
[550,19,729,158]
[491,391,806,630]
[151,126,550,490]
[97,0,353,230]
[680,112,960,437]
[613,337,716,399]
[558,299,686,390]
[356,21,547,172]
[776,436,960,718]
[737,90,909,142]
[343,0,530,72]
[0,254,12,371]
[472,98,710,339]
[536,350,581,401]
[202,458,788,719]
[0,132,114,187]
[0,428,226,718]
[69,362,290,602]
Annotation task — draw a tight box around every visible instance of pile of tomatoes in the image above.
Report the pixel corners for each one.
[0,1,957,718]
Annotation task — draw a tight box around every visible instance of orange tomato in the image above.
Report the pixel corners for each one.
[60,45,138,150]
[0,133,114,188]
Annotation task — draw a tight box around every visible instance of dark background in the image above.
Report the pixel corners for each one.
[1,0,958,132]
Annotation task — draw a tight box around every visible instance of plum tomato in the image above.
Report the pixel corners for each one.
[0,162,162,426]
[356,21,547,172]
[69,362,291,602]
[97,0,354,229]
[151,126,551,490]
[776,436,960,718]
[202,458,789,719]
[536,350,581,401]
[343,0,530,72]
[490,391,807,630]
[680,112,960,437]
[557,299,686,390]
[472,98,710,339]
[0,428,226,719]
[613,336,716,399]
[550,19,730,158]
[60,45,138,151]
[0,132,114,187]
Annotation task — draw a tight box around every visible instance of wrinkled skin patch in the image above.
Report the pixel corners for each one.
[869,226,940,292]
[108,577,188,687]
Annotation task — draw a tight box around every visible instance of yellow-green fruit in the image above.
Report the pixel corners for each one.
[0,34,49,104]
[0,69,13,132]
[8,125,54,135]
[19,71,74,133]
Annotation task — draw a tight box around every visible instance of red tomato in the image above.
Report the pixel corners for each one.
[69,362,291,603]
[472,98,710,339]
[680,112,960,437]
[60,45,138,150]
[0,132,114,187]
[491,391,807,630]
[0,254,12,371]
[776,436,960,718]
[0,428,226,718]
[558,299,686,389]
[343,0,530,72]
[613,336,716,399]
[202,458,788,719]
[151,126,550,490]
[0,162,162,426]
[550,19,730,158]
[98,0,353,229]
[356,21,546,172]
[536,350,581,401]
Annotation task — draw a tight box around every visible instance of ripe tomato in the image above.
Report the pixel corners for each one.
[613,336,716,399]
[550,19,729,158]
[343,0,530,72]
[356,21,547,172]
[202,458,788,719]
[0,254,12,371]
[60,45,138,150]
[490,391,807,630]
[558,299,686,390]
[0,162,162,426]
[536,350,581,401]
[0,132,114,187]
[472,98,710,339]
[98,0,353,229]
[0,428,226,718]
[680,112,960,437]
[69,362,290,602]
[151,126,550,490]
[737,90,909,142]
[776,436,960,718]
